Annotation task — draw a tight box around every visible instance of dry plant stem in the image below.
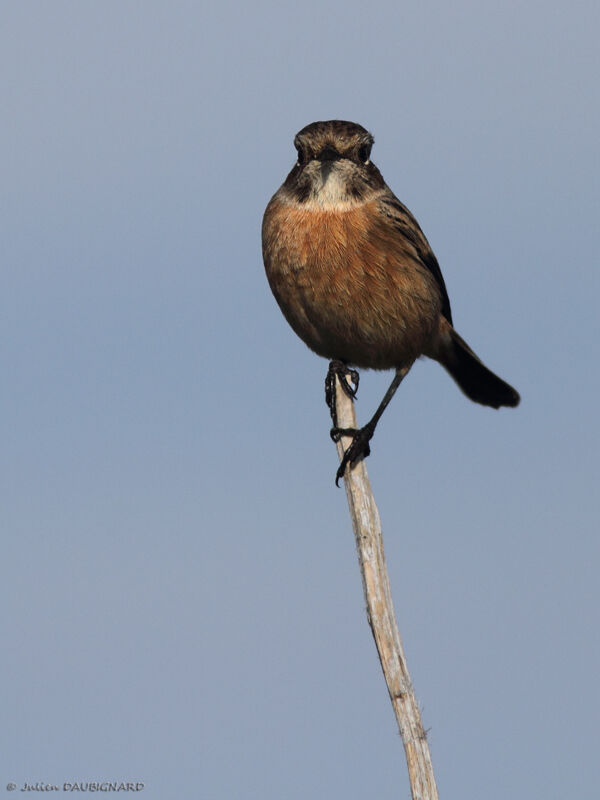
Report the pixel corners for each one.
[334,375,439,800]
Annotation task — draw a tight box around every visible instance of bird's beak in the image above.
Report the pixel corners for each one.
[317,144,341,162]
[317,145,341,182]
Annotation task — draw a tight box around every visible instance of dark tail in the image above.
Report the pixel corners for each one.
[439,328,520,409]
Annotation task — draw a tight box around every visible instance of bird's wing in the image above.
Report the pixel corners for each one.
[378,192,453,325]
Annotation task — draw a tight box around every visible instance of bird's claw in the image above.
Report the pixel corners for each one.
[339,367,360,399]
[334,423,375,486]
[325,361,360,428]
[330,426,357,443]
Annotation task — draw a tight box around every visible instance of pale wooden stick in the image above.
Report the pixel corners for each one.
[334,375,439,800]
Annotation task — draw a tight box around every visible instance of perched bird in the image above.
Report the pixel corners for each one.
[262,120,519,484]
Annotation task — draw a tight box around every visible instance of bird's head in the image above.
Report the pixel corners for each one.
[282,120,384,207]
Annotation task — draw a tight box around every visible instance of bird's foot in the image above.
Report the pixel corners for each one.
[330,421,375,486]
[325,360,359,428]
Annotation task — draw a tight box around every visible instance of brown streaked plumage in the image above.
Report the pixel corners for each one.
[262,120,520,483]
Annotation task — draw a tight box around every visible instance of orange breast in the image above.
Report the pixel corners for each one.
[262,197,442,369]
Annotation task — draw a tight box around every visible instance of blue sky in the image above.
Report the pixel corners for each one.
[2,2,598,798]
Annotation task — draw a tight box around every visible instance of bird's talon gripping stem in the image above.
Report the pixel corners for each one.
[331,368,409,486]
[330,426,357,443]
[344,368,360,397]
[325,360,360,429]
[334,423,376,486]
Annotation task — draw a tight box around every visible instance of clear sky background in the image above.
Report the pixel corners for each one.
[2,1,598,798]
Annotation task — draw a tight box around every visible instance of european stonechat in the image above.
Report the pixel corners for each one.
[262,120,520,484]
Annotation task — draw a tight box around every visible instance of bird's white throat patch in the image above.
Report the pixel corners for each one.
[313,169,353,208]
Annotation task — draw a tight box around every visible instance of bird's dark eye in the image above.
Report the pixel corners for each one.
[358,144,371,163]
[296,146,306,166]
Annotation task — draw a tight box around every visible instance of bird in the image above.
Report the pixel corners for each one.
[262,120,520,484]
